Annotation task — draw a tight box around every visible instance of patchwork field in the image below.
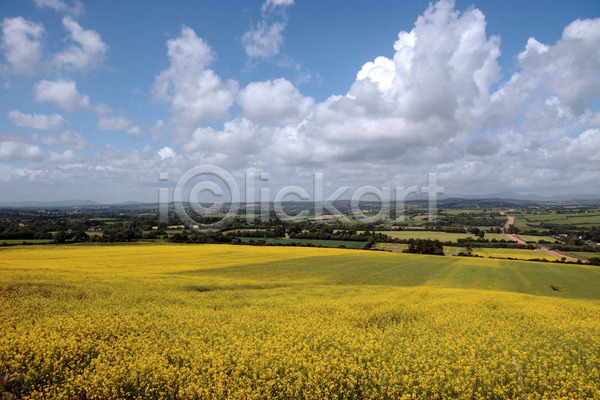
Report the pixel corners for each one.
[471,247,562,261]
[516,235,559,243]
[1,244,599,399]
[518,212,600,228]
[376,230,506,242]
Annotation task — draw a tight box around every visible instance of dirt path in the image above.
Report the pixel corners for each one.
[535,247,578,262]
[500,214,527,244]
[500,212,579,262]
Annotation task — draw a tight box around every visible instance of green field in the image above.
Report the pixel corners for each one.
[378,230,506,242]
[375,243,409,252]
[439,209,488,215]
[0,239,54,245]
[378,244,559,262]
[515,234,559,243]
[1,244,599,399]
[519,212,600,227]
[471,247,561,261]
[563,251,600,261]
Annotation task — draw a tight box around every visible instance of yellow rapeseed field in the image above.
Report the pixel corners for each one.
[1,244,599,399]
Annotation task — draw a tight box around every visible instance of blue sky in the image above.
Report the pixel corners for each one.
[0,0,599,203]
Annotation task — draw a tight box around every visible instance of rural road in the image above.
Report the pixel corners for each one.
[500,215,527,244]
[500,212,579,262]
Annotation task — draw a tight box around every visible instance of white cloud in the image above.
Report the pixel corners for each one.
[54,16,107,71]
[243,0,293,58]
[182,118,261,160]
[98,145,162,170]
[0,141,44,161]
[563,18,600,42]
[493,17,600,122]
[49,149,80,163]
[126,126,146,139]
[7,110,67,130]
[34,0,83,16]
[33,79,90,112]
[356,56,396,91]
[1,17,44,76]
[158,146,176,160]
[39,130,88,149]
[153,26,237,134]
[517,37,549,62]
[560,129,600,165]
[92,103,113,116]
[238,78,313,125]
[96,117,145,138]
[242,21,286,59]
[97,116,132,131]
[308,0,501,159]
[262,0,294,12]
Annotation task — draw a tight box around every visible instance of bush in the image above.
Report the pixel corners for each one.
[588,257,600,266]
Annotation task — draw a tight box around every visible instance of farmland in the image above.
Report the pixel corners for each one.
[378,230,506,242]
[513,211,600,230]
[1,244,599,399]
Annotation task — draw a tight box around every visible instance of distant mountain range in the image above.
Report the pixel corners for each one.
[1,194,600,209]
[0,200,150,208]
[451,192,600,201]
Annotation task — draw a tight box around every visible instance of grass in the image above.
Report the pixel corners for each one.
[377,230,506,242]
[471,247,562,261]
[520,212,600,227]
[563,251,600,261]
[517,235,559,243]
[0,239,54,245]
[439,209,493,216]
[1,244,599,399]
[375,243,408,252]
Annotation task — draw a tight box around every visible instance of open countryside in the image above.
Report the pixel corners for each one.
[1,0,599,398]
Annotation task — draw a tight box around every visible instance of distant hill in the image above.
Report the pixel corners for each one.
[0,200,104,208]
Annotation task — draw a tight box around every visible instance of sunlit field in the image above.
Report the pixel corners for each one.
[1,244,599,399]
[470,248,562,261]
[377,230,506,242]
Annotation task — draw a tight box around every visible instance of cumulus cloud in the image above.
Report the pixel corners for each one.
[126,126,146,139]
[158,146,176,160]
[49,149,80,163]
[493,17,600,124]
[34,0,83,16]
[153,26,237,134]
[243,0,293,58]
[39,130,88,149]
[97,116,132,131]
[182,118,260,155]
[0,141,44,161]
[356,57,397,91]
[559,129,600,166]
[33,79,90,112]
[54,16,107,71]
[1,17,44,76]
[308,0,501,161]
[7,110,67,130]
[238,78,313,125]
